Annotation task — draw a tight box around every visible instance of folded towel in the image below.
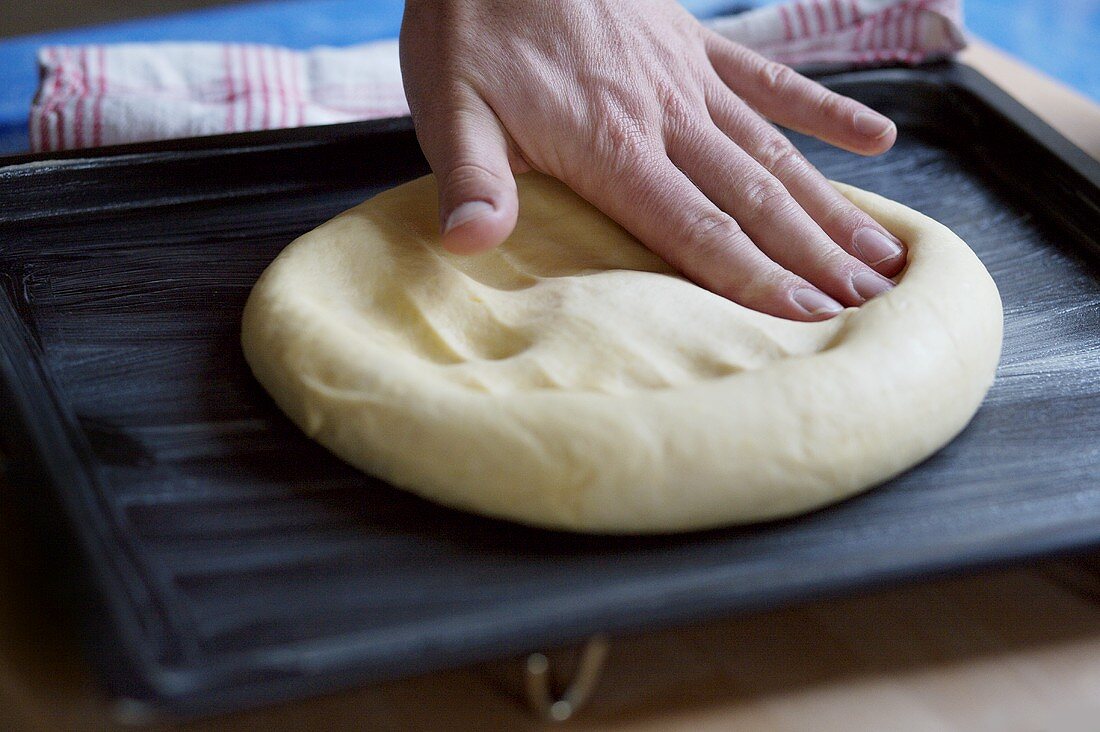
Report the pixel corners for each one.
[30,0,965,153]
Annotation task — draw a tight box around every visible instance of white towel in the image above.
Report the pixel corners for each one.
[30,0,965,152]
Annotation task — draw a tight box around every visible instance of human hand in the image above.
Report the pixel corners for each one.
[400,0,906,320]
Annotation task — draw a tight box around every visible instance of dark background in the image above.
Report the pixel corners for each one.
[2,0,250,38]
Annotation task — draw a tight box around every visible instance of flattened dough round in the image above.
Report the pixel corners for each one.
[241,173,1003,533]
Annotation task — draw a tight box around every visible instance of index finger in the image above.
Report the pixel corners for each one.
[705,36,897,156]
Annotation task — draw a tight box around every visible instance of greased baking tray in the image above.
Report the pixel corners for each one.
[1,63,1098,718]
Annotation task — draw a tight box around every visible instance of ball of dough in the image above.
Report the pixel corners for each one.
[241,173,1002,534]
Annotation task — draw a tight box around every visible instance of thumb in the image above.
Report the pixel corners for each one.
[414,91,520,255]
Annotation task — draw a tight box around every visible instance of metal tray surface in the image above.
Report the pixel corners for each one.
[1,64,1098,717]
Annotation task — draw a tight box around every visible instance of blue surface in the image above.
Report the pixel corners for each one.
[0,0,741,154]
[964,0,1100,102]
[0,0,1097,155]
[0,0,407,154]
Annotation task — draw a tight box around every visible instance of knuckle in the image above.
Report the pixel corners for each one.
[597,113,659,174]
[655,83,698,130]
[443,162,502,192]
[725,267,793,306]
[759,61,798,94]
[815,89,853,119]
[808,247,865,292]
[755,135,804,177]
[684,210,747,257]
[813,194,883,246]
[740,176,792,223]
[831,206,877,238]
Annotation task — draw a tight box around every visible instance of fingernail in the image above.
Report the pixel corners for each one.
[853,111,895,139]
[853,227,903,266]
[443,200,495,234]
[792,288,844,316]
[852,271,894,301]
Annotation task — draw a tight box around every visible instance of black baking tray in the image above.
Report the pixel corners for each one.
[1,62,1099,718]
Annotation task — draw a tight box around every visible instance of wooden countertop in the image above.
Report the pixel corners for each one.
[3,38,1099,732]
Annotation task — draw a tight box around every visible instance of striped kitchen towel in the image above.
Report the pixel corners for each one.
[30,0,965,153]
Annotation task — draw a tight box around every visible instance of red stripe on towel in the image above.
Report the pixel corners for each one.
[813,0,829,33]
[795,2,812,37]
[93,46,107,146]
[224,45,235,133]
[779,5,796,41]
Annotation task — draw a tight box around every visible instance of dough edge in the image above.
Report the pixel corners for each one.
[241,177,1004,534]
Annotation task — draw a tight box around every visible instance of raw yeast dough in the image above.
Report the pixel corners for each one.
[241,173,1003,533]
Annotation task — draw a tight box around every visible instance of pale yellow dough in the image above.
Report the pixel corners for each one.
[241,173,1003,533]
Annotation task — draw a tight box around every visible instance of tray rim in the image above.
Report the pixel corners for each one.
[2,62,1098,183]
[2,61,1100,719]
